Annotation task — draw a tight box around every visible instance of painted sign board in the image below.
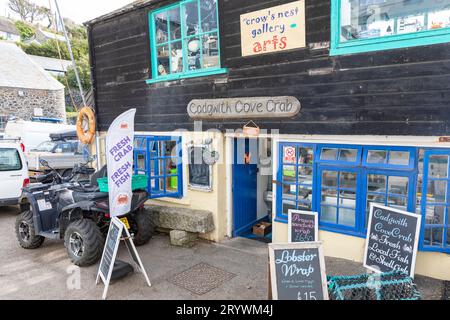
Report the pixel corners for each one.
[96,217,151,300]
[240,1,306,57]
[106,109,136,218]
[269,242,329,300]
[283,146,296,163]
[288,210,319,243]
[364,204,421,278]
[188,96,301,120]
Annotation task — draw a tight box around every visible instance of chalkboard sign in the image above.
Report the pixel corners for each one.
[288,210,318,243]
[364,204,422,278]
[96,217,151,299]
[269,242,329,300]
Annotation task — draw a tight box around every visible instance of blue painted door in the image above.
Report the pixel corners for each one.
[233,138,258,237]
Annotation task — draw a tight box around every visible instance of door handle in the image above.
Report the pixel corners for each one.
[10,175,22,177]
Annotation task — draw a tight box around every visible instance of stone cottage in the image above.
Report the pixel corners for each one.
[0,42,66,128]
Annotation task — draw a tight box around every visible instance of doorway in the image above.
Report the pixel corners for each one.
[232,138,273,242]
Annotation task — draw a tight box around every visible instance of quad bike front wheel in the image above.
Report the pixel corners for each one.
[15,210,45,249]
[64,219,104,267]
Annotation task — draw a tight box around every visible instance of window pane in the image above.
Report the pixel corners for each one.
[187,37,201,70]
[156,45,170,76]
[155,12,168,44]
[424,227,444,246]
[183,1,199,36]
[282,183,296,199]
[368,174,387,193]
[200,0,218,33]
[321,206,337,224]
[297,186,313,204]
[298,147,314,165]
[367,150,387,164]
[424,205,446,225]
[426,180,448,203]
[339,208,356,227]
[388,176,408,196]
[339,0,450,42]
[416,150,425,214]
[0,149,21,171]
[298,166,313,185]
[170,41,183,73]
[202,33,220,69]
[168,8,182,40]
[322,188,338,206]
[387,196,407,211]
[340,190,356,209]
[429,155,449,178]
[282,199,296,215]
[322,171,338,187]
[321,148,338,161]
[339,149,357,162]
[340,172,357,189]
[389,151,410,166]
[282,165,296,183]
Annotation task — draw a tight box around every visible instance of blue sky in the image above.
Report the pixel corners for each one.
[0,0,135,24]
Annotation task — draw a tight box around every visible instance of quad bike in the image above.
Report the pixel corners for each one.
[16,159,153,267]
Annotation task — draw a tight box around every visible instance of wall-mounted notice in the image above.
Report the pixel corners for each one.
[240,1,306,57]
[269,242,328,300]
[364,204,422,278]
[288,210,318,243]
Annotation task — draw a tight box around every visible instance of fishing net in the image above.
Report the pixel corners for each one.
[327,271,421,300]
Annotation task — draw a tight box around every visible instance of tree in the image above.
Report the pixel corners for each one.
[38,6,54,28]
[15,20,35,40]
[8,0,45,23]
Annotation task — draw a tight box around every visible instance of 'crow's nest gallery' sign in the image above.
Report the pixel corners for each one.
[188,96,301,120]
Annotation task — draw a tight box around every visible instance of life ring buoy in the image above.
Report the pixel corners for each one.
[76,107,96,145]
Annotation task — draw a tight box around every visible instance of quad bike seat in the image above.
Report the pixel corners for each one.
[72,191,108,203]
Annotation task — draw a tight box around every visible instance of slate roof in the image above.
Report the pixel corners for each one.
[0,42,64,91]
[0,17,19,35]
[28,55,72,73]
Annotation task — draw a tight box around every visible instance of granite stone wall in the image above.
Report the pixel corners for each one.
[0,86,66,121]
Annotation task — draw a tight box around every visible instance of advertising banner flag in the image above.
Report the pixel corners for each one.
[106,109,136,217]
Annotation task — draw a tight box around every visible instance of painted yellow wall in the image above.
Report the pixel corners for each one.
[273,221,450,280]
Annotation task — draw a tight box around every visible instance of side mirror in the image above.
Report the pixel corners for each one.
[39,159,49,167]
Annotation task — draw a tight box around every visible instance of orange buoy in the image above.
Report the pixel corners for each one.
[76,107,96,145]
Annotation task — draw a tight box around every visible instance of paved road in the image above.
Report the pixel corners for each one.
[0,206,444,300]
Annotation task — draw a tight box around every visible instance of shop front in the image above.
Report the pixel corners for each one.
[86,0,450,280]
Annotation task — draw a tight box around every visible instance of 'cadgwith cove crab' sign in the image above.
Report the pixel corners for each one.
[240,1,306,57]
[364,204,422,278]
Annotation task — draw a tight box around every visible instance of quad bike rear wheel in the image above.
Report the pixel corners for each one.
[15,210,45,249]
[64,219,104,267]
[132,208,154,246]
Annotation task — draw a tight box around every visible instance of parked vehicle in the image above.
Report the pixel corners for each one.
[26,130,87,181]
[16,159,153,267]
[0,139,29,207]
[4,119,75,152]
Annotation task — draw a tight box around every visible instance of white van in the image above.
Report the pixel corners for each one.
[4,120,76,152]
[0,140,29,206]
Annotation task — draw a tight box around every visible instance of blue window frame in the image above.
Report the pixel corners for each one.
[134,135,183,198]
[277,143,418,238]
[147,0,227,84]
[420,150,450,253]
[331,0,450,56]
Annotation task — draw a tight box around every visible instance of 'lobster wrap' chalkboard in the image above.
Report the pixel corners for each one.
[364,204,422,278]
[269,242,328,300]
[288,210,318,243]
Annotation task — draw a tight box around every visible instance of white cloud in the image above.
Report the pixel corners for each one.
[0,0,135,24]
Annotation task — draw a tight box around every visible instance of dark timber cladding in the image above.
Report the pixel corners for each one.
[87,0,450,135]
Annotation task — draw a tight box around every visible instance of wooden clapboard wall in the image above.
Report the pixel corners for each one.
[87,0,450,135]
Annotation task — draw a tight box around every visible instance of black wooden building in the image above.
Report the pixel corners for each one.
[86,0,450,279]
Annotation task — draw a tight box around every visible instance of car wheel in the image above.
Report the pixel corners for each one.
[15,210,45,249]
[64,219,104,267]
